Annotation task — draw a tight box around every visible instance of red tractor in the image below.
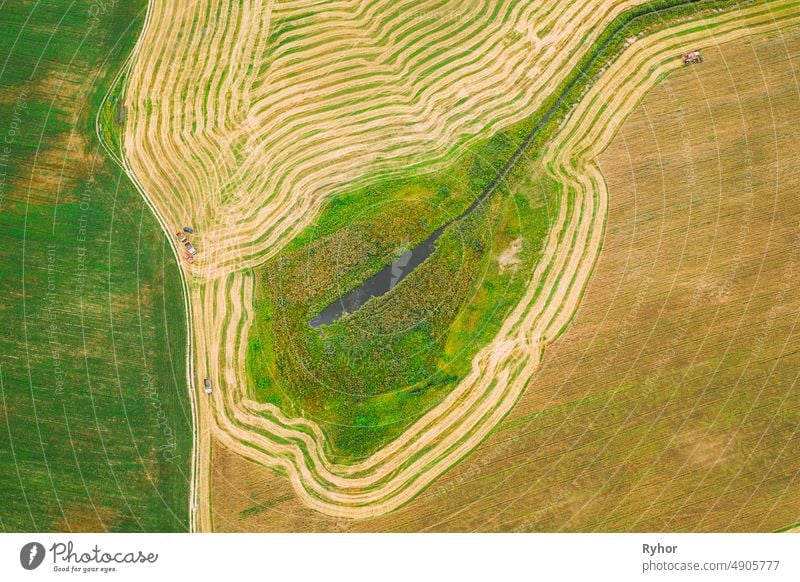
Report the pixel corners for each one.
[683,50,703,64]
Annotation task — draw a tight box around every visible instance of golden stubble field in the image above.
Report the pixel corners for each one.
[125,0,672,527]
[209,24,800,532]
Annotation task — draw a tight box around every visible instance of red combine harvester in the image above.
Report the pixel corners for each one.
[176,231,196,264]
[683,50,703,64]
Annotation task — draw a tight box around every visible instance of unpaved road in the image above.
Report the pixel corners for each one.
[116,0,800,527]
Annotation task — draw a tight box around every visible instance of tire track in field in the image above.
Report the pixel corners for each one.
[121,0,800,524]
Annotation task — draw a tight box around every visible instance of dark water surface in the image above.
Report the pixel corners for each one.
[309,224,446,327]
[309,1,682,328]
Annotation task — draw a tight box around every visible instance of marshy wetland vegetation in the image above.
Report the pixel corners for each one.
[216,2,800,532]
[246,0,755,460]
[73,0,797,526]
[249,131,560,459]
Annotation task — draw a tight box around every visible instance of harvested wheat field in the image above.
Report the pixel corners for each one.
[209,14,800,531]
[129,0,702,527]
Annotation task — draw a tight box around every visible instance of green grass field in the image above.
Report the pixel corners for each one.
[0,2,190,531]
[247,0,750,461]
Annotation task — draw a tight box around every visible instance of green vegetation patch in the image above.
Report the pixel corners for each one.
[0,1,190,531]
[249,114,560,460]
[247,0,754,461]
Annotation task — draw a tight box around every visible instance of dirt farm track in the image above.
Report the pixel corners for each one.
[114,0,800,529]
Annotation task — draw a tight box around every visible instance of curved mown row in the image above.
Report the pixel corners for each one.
[124,0,800,525]
[124,0,649,275]
[204,0,800,520]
